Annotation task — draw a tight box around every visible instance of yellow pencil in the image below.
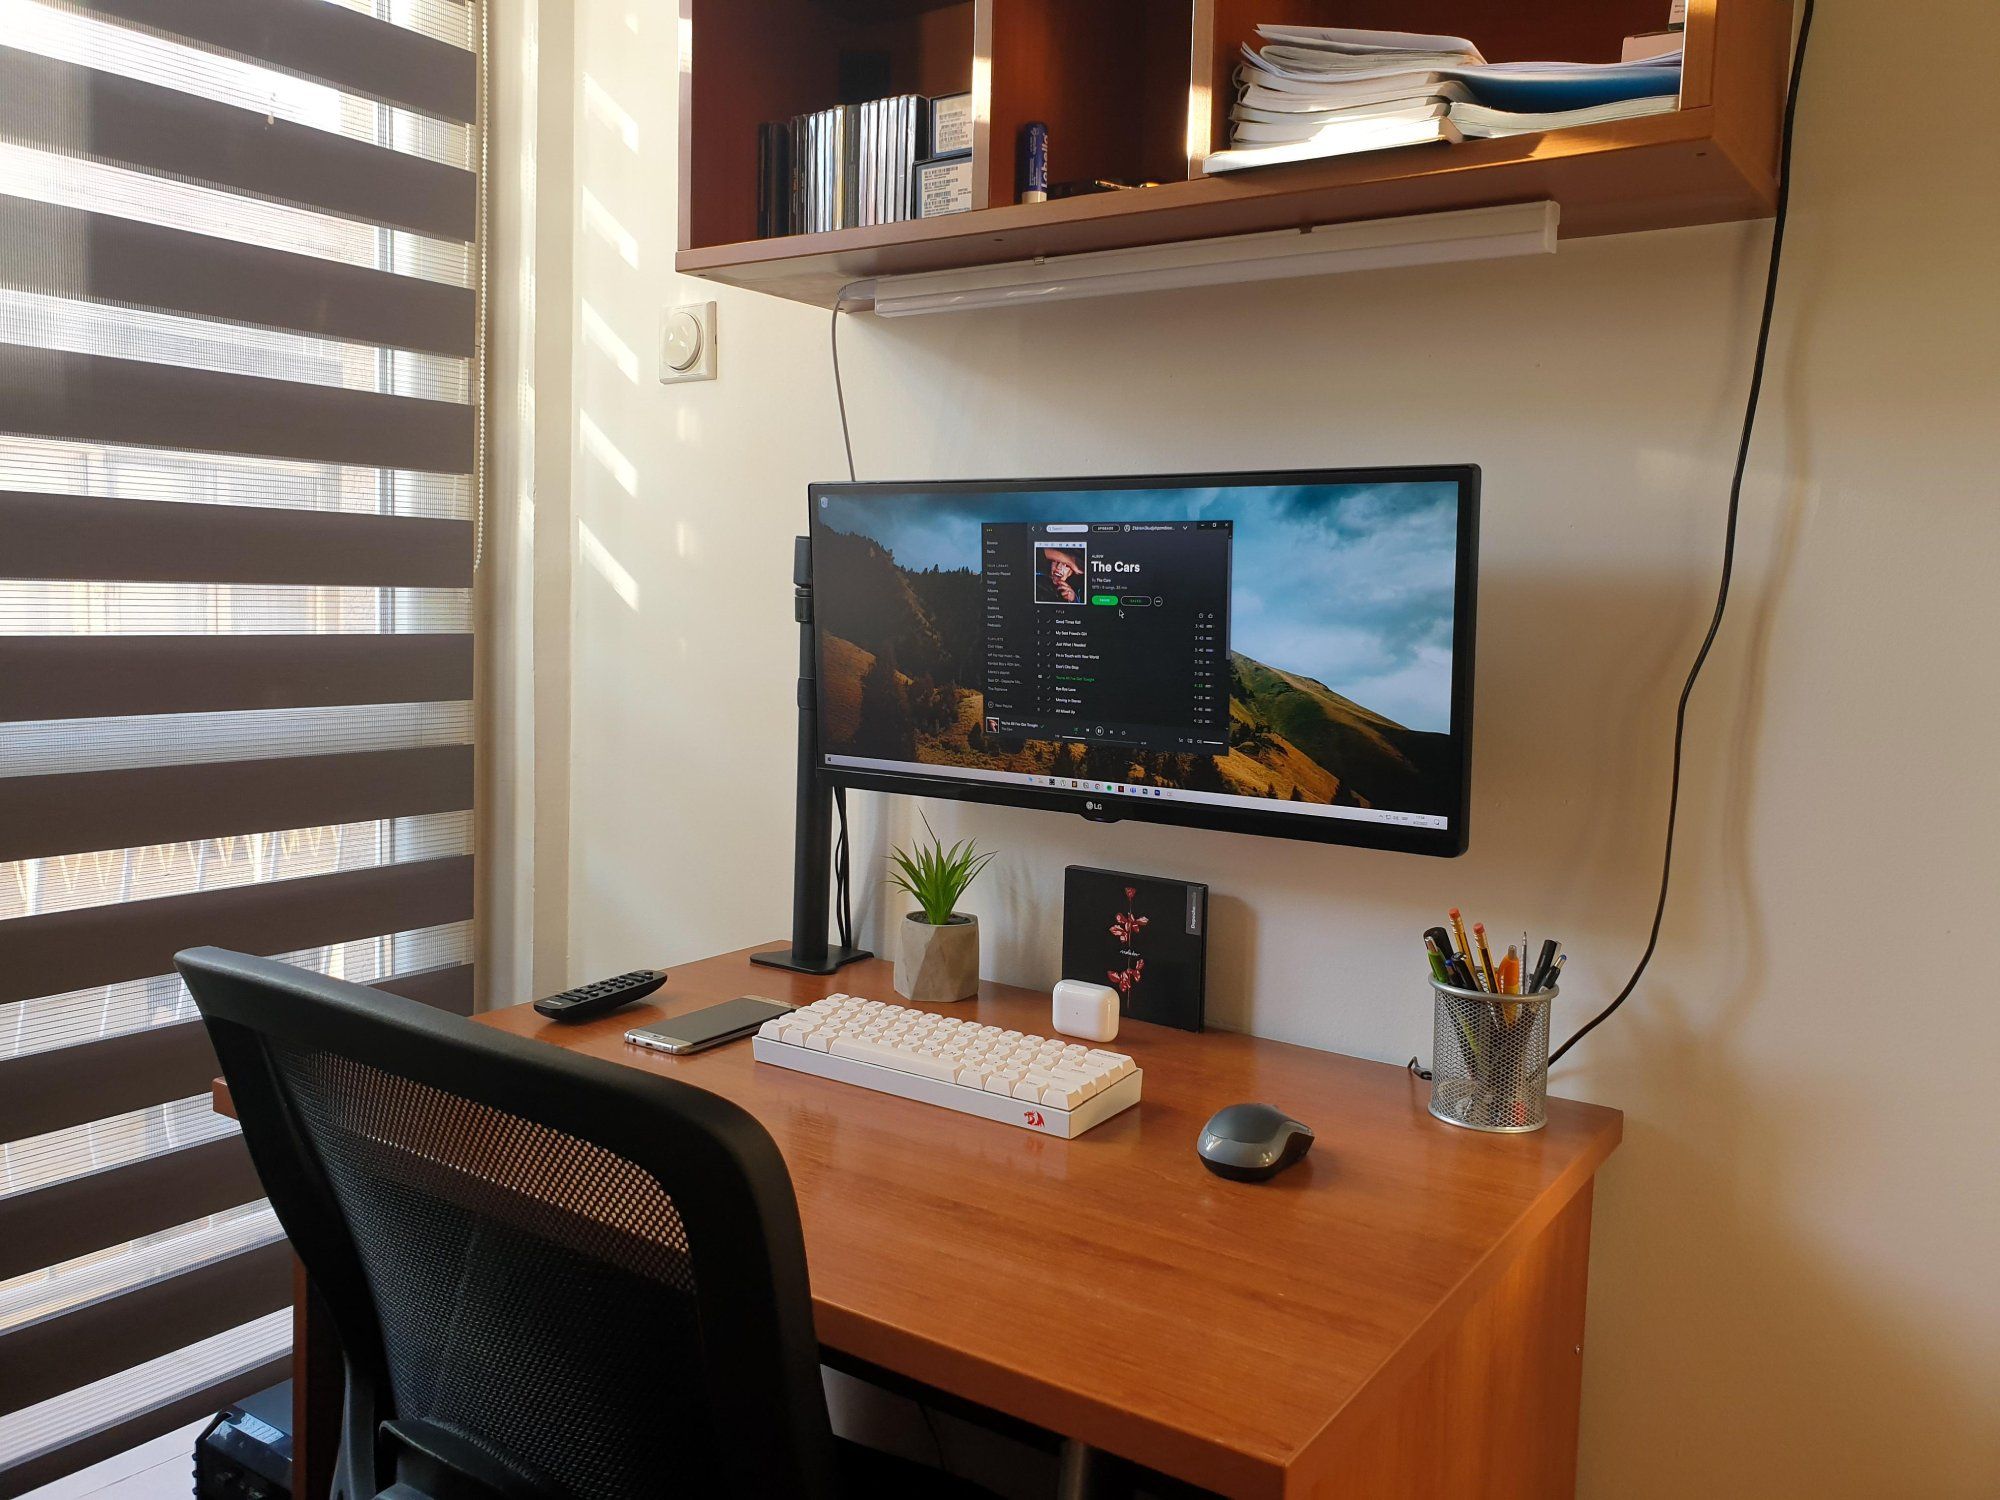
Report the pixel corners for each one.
[1471,923,1497,993]
[1446,907,1473,970]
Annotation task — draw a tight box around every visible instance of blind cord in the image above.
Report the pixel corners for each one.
[1550,0,1816,1067]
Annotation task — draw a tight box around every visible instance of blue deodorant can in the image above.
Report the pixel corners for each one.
[1019,121,1049,203]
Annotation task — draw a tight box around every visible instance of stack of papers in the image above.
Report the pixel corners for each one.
[1203,24,1689,172]
[1444,56,1682,137]
[1246,23,1486,82]
[1208,26,1485,173]
[1451,94,1679,138]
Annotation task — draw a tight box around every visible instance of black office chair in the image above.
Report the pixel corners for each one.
[177,947,990,1500]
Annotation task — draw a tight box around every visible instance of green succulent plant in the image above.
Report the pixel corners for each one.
[887,815,995,926]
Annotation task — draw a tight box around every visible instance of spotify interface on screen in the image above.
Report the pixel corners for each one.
[980,520,1233,753]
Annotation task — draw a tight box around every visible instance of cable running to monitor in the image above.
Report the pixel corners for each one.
[831,285,860,483]
[827,284,868,947]
[1550,0,1816,1067]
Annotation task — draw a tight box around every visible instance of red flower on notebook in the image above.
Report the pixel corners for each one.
[1109,890,1149,947]
[1107,887,1149,995]
[1107,957,1146,996]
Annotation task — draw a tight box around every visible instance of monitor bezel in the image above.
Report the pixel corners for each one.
[809,465,1478,858]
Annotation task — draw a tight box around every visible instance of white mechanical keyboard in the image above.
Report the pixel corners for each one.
[752,994,1142,1138]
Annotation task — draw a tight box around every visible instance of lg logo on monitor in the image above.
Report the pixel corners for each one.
[1085,800,1104,812]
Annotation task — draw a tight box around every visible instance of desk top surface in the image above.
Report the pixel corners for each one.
[479,947,1620,1496]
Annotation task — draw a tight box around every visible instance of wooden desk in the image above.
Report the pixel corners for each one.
[224,946,1621,1498]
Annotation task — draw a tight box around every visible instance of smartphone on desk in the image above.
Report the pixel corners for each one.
[624,996,794,1056]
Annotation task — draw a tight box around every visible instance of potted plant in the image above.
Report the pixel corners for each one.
[887,817,995,1002]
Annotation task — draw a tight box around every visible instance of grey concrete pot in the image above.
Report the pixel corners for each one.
[893,912,980,1002]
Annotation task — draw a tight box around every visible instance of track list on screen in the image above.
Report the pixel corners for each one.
[979,520,1233,753]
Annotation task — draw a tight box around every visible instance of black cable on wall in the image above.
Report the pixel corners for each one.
[1552,0,1817,1066]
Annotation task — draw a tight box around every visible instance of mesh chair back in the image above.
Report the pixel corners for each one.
[177,948,837,1500]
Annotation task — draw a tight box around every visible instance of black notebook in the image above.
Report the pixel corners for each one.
[1061,866,1208,1033]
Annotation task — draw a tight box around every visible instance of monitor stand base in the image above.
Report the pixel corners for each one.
[750,944,872,976]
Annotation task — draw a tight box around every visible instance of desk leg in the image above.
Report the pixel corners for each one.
[291,1259,344,1500]
[1057,1438,1099,1500]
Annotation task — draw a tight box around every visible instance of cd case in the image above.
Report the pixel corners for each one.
[1061,866,1208,1032]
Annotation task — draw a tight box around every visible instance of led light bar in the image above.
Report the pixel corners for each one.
[868,201,1559,316]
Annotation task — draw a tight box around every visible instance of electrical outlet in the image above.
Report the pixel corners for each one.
[658,301,716,383]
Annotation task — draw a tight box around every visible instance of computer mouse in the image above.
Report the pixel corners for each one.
[1197,1103,1314,1182]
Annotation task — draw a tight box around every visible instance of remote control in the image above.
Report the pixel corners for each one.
[533,969,669,1022]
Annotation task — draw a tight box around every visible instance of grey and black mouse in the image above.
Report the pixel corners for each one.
[1197,1103,1314,1182]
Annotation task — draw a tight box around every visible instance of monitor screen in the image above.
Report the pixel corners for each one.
[810,467,1477,856]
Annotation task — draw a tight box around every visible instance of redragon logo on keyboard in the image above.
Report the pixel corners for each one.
[1022,1110,1046,1127]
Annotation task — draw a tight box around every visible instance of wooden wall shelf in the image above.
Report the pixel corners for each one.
[676,0,1792,310]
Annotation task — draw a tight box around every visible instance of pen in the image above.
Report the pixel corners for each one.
[1545,952,1567,989]
[1530,938,1559,992]
[1471,923,1497,993]
[1502,943,1528,1025]
[1427,931,1477,992]
[1424,925,1456,967]
[1427,929,1476,991]
[1423,935,1452,985]
[1428,938,1484,1071]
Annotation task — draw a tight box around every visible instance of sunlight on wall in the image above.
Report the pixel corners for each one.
[580,187,640,268]
[582,74,640,152]
[578,411,638,495]
[577,518,641,610]
[580,299,640,382]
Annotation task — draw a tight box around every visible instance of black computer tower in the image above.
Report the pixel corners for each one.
[194,1379,293,1499]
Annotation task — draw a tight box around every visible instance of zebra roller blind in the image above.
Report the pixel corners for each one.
[0,1,483,1491]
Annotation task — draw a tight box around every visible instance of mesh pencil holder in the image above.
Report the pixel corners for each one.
[1425,979,1555,1133]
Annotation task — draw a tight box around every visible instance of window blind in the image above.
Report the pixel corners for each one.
[0,0,482,1491]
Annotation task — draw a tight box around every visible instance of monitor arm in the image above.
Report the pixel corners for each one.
[751,536,871,976]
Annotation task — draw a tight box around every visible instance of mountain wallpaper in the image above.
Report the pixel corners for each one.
[815,522,1459,816]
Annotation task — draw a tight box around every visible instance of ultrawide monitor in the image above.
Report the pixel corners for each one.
[809,467,1477,856]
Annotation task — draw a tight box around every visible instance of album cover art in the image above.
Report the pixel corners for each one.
[1061,866,1208,1032]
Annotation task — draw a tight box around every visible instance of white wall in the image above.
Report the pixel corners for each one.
[496,2,2000,1493]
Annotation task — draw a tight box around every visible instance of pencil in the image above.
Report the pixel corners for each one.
[1471,923,1497,994]
[1447,908,1473,969]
